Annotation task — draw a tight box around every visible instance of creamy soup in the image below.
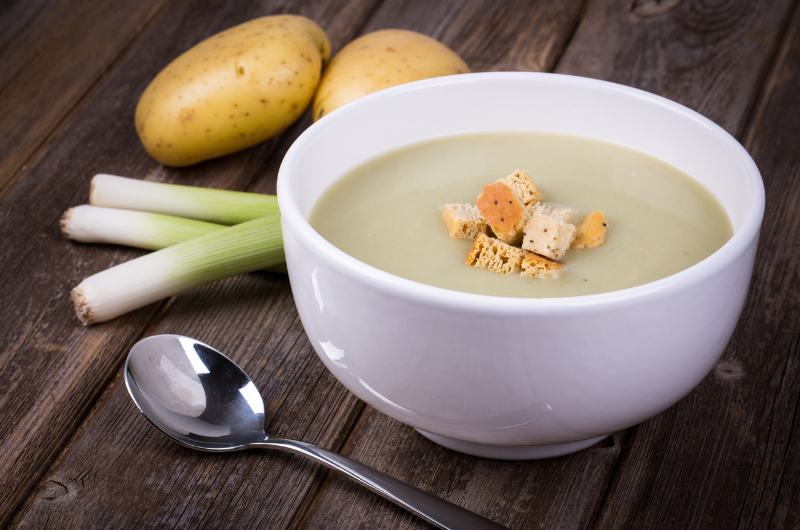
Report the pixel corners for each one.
[309,132,732,298]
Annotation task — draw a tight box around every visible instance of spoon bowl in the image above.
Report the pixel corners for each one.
[125,335,266,450]
[124,334,508,530]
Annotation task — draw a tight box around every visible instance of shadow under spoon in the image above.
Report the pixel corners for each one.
[124,334,509,530]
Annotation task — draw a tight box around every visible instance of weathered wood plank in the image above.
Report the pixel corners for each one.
[0,0,56,54]
[4,0,596,528]
[0,0,382,526]
[10,275,366,529]
[555,1,800,529]
[448,0,585,73]
[734,10,800,528]
[556,0,794,137]
[4,0,799,529]
[302,0,799,529]
[301,409,625,530]
[0,0,172,196]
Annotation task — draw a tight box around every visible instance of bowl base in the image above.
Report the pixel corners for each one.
[415,430,609,460]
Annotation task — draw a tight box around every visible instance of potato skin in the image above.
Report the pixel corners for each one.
[312,29,469,121]
[135,15,330,166]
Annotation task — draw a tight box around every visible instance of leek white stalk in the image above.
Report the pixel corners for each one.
[61,205,287,274]
[72,216,284,325]
[90,174,278,225]
[61,205,226,250]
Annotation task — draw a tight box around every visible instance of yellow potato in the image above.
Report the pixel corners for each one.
[312,29,469,121]
[135,15,330,166]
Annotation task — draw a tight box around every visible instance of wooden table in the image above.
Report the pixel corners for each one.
[1,0,798,528]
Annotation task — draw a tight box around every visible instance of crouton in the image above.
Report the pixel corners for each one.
[441,203,487,239]
[503,169,542,206]
[529,201,573,223]
[521,253,566,279]
[521,211,577,260]
[475,181,530,246]
[465,233,525,274]
[573,211,608,249]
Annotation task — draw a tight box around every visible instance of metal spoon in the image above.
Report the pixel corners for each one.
[124,334,509,530]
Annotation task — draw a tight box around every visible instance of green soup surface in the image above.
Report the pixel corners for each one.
[309,132,732,298]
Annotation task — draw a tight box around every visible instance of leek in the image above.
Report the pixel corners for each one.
[61,205,227,250]
[61,205,288,274]
[90,174,278,225]
[72,216,284,325]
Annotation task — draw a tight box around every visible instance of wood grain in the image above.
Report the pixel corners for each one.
[300,409,625,530]
[3,0,593,528]
[0,0,56,54]
[2,0,799,528]
[447,0,586,73]
[562,1,800,529]
[556,0,795,137]
[0,0,172,195]
[11,275,366,529]
[735,8,800,527]
[0,0,382,526]
[302,0,800,529]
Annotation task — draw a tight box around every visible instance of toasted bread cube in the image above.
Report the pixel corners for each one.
[573,211,608,249]
[503,169,542,206]
[521,212,577,260]
[441,203,487,239]
[529,201,573,223]
[521,253,566,279]
[466,233,525,274]
[489,222,530,246]
[475,181,530,246]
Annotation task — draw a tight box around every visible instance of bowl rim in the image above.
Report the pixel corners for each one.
[277,72,765,313]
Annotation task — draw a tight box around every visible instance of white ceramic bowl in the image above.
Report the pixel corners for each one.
[277,72,764,459]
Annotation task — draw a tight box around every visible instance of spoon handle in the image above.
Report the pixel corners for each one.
[256,437,509,530]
